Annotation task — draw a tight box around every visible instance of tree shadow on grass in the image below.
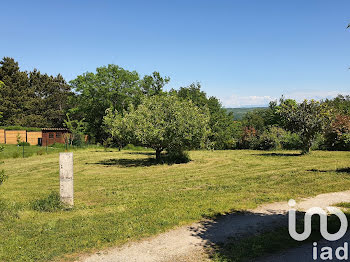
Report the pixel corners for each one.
[90,158,157,167]
[126,152,155,156]
[254,153,302,157]
[90,156,190,168]
[308,167,350,174]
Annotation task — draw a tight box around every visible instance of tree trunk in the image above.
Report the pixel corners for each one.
[155,149,162,161]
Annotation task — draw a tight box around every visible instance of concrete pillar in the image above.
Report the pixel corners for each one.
[59,152,74,206]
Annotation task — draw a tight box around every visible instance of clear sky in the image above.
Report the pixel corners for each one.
[1,0,349,107]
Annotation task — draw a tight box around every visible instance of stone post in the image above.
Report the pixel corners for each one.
[59,152,74,206]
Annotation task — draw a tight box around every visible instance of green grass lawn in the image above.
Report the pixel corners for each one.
[0,144,98,160]
[0,149,349,261]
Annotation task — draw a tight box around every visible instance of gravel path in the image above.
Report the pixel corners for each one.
[80,190,350,262]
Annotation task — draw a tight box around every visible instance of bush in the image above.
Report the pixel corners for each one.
[17,141,30,146]
[255,132,279,150]
[36,150,45,156]
[165,150,191,164]
[280,133,303,150]
[11,152,20,159]
[238,126,258,149]
[324,115,350,151]
[311,134,326,150]
[31,191,65,212]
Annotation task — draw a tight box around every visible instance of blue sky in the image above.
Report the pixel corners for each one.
[1,0,349,107]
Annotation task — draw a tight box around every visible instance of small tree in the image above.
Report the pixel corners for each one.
[64,113,86,146]
[279,99,331,154]
[104,95,210,161]
[0,146,6,187]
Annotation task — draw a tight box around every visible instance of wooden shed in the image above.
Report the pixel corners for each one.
[41,128,70,146]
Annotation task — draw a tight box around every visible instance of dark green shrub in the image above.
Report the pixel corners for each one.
[31,191,64,212]
[11,152,20,159]
[17,141,30,146]
[36,150,45,156]
[311,134,326,150]
[255,132,279,150]
[165,150,191,164]
[254,127,286,150]
[324,115,350,151]
[281,133,303,150]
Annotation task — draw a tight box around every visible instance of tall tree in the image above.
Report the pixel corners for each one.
[0,57,72,127]
[70,64,141,141]
[0,57,30,125]
[141,71,170,96]
[71,65,170,142]
[174,83,240,149]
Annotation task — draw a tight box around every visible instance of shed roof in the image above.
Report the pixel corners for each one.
[41,128,70,132]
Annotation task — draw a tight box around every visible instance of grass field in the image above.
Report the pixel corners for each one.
[0,149,349,261]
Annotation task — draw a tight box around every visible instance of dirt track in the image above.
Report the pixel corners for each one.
[80,191,350,262]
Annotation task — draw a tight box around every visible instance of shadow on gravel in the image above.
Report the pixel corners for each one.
[190,210,317,262]
[194,209,348,262]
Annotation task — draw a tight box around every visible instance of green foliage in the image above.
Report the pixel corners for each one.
[279,99,331,154]
[104,95,210,161]
[17,141,30,146]
[63,113,86,146]
[0,57,71,127]
[31,191,64,212]
[0,126,41,131]
[164,150,191,164]
[324,114,350,151]
[325,94,350,115]
[173,83,241,149]
[70,65,169,141]
[280,132,303,150]
[254,127,286,150]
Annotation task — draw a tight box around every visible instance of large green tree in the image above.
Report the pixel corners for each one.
[278,99,331,154]
[0,57,71,127]
[0,57,30,125]
[104,95,210,160]
[70,64,170,142]
[173,83,241,149]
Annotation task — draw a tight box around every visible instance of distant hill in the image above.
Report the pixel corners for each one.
[225,107,267,120]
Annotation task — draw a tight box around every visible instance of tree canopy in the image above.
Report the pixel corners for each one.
[104,95,210,160]
[70,64,170,142]
[278,99,331,154]
[0,57,71,127]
